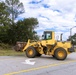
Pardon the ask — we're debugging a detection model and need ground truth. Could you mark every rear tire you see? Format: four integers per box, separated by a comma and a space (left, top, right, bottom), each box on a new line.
26, 46, 37, 58
54, 47, 67, 60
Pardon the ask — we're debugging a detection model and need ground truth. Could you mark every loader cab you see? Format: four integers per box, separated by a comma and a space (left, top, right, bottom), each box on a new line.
41, 31, 56, 45
42, 31, 55, 40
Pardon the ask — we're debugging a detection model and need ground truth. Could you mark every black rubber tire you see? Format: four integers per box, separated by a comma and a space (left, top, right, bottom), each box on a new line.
37, 52, 42, 57
54, 47, 67, 60
52, 55, 55, 58
26, 46, 37, 58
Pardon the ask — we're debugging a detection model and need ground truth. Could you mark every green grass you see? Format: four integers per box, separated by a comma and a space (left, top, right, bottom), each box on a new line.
75, 49, 76, 52
0, 49, 25, 56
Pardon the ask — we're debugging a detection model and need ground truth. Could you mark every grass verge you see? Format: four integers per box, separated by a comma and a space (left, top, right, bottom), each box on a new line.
0, 49, 25, 56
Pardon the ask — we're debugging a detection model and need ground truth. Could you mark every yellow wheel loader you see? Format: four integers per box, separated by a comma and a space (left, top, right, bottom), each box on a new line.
14, 31, 75, 60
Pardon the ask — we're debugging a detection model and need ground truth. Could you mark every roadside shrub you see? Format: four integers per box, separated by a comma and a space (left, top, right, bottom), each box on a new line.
0, 43, 12, 50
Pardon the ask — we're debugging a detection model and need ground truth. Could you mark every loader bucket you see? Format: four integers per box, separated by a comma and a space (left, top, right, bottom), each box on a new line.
14, 42, 27, 51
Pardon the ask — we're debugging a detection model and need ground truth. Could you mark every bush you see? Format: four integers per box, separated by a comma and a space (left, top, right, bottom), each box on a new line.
0, 43, 12, 50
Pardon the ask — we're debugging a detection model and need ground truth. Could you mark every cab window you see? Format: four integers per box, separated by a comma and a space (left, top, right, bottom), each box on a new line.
46, 33, 52, 40
42, 32, 52, 40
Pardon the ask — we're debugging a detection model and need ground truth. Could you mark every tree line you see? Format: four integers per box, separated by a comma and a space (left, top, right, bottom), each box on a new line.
0, 0, 39, 45
0, 0, 76, 45
67, 33, 76, 45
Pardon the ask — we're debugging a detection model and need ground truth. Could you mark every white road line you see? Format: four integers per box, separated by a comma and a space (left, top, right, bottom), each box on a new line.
22, 59, 36, 65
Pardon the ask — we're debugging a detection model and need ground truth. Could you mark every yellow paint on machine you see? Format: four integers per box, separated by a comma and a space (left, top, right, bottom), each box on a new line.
4, 60, 76, 75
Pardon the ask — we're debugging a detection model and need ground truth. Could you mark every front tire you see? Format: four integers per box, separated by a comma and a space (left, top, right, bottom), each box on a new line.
26, 46, 37, 58
37, 52, 42, 57
54, 47, 67, 60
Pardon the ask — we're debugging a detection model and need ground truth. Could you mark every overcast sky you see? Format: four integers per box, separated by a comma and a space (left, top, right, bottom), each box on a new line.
18, 0, 76, 40
7, 0, 76, 40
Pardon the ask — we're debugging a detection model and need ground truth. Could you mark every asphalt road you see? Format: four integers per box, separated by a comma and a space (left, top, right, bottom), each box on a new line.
0, 52, 76, 75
